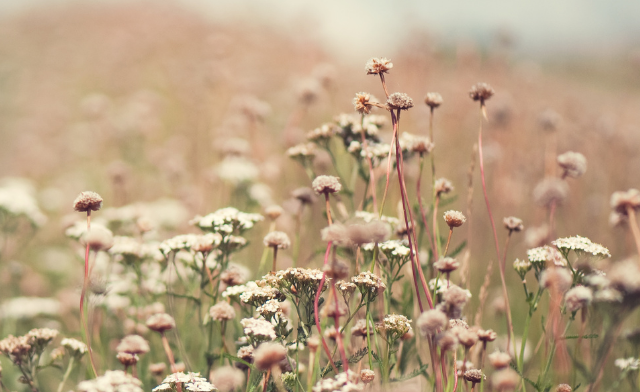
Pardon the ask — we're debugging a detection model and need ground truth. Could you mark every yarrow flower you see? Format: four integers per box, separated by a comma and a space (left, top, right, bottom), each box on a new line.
615, 357, 640, 371
78, 370, 143, 392
191, 207, 263, 235
552, 236, 611, 258
527, 245, 566, 267
240, 318, 277, 342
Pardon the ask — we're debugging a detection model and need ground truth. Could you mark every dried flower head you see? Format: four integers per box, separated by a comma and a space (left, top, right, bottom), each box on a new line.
434, 257, 459, 273
312, 175, 342, 194
117, 352, 139, 367
492, 368, 520, 391
146, 313, 176, 333
477, 329, 498, 342
564, 286, 593, 312
533, 178, 569, 208
313, 372, 362, 392
489, 351, 511, 369
347, 221, 390, 245
464, 369, 486, 384
386, 93, 414, 110
220, 264, 249, 286
436, 331, 458, 352
556, 384, 572, 392
116, 335, 150, 355
237, 346, 254, 367
254, 343, 287, 371
610, 189, 640, 215
73, 191, 103, 212
209, 302, 236, 321
263, 231, 291, 249
321, 224, 353, 247
365, 58, 393, 75
211, 366, 244, 392
503, 216, 524, 232
557, 151, 587, 178
443, 210, 466, 228
360, 369, 375, 384
469, 83, 495, 102
264, 205, 284, 221
399, 133, 434, 155
82, 226, 114, 251
353, 92, 377, 114
417, 309, 448, 337
424, 92, 443, 109
434, 178, 454, 195
351, 319, 375, 338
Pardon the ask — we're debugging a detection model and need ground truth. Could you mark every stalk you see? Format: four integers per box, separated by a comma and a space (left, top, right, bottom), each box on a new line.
80, 210, 98, 377
56, 356, 75, 392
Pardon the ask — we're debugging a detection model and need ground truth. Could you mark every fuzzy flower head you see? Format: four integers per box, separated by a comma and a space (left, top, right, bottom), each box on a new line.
434, 178, 454, 196
360, 369, 375, 384
534, 178, 569, 208
192, 207, 263, 236
443, 210, 466, 228
312, 175, 342, 195
489, 351, 511, 369
564, 285, 593, 312
557, 151, 587, 179
527, 245, 566, 268
469, 83, 495, 103
540, 268, 573, 293
263, 231, 291, 249
399, 132, 434, 155
424, 92, 443, 109
73, 191, 103, 212
365, 57, 393, 75
116, 335, 150, 355
464, 369, 486, 384
353, 92, 377, 114
434, 257, 459, 273
386, 92, 414, 110
253, 342, 287, 371
503, 216, 524, 232
417, 309, 447, 337
209, 302, 236, 322
78, 370, 143, 392
146, 313, 176, 333
61, 338, 88, 357
307, 123, 339, 143
313, 372, 362, 392
611, 189, 640, 215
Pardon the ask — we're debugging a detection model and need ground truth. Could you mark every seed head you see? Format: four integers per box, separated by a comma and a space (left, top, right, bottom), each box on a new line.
353, 92, 376, 114
323, 258, 350, 280
312, 175, 342, 194
209, 302, 236, 321
469, 83, 494, 102
464, 369, 486, 384
360, 369, 375, 384
146, 313, 176, 333
477, 329, 497, 342
347, 221, 390, 245
434, 178, 454, 196
73, 191, 103, 212
236, 346, 254, 368
610, 189, 640, 215
457, 329, 479, 348
444, 210, 466, 228
263, 231, 291, 249
557, 151, 587, 179
434, 257, 459, 273
556, 384, 572, 392
424, 92, 443, 109
386, 93, 414, 111
365, 57, 393, 75
211, 366, 244, 392
503, 216, 524, 232
116, 335, 150, 355
321, 224, 353, 247
489, 351, 511, 369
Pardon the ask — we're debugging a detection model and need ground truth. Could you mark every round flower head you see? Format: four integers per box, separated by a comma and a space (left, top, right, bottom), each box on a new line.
477, 329, 497, 342
489, 351, 511, 369
457, 329, 479, 348
73, 191, 103, 212
209, 302, 236, 321
321, 223, 352, 247
503, 216, 524, 232
78, 370, 142, 392
556, 384, 572, 392
323, 258, 350, 280
365, 57, 393, 75
564, 286, 593, 312
82, 226, 114, 251
464, 369, 486, 384
312, 175, 342, 195
117, 352, 139, 367
557, 151, 587, 179
116, 335, 150, 355
533, 178, 569, 207
292, 187, 317, 205
146, 313, 176, 333
386, 93, 414, 110
149, 363, 167, 376
264, 205, 284, 221
434, 178, 454, 196
61, 338, 88, 356
444, 210, 466, 228
347, 221, 390, 245
610, 189, 640, 215
469, 83, 495, 102
353, 92, 377, 114
436, 331, 458, 352
424, 92, 443, 109
212, 366, 244, 392
540, 268, 572, 293
492, 368, 520, 391
434, 257, 459, 273
360, 369, 375, 384
253, 343, 287, 371
417, 309, 447, 337
263, 231, 291, 249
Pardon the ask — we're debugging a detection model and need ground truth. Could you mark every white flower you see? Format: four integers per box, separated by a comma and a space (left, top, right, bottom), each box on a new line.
615, 357, 640, 371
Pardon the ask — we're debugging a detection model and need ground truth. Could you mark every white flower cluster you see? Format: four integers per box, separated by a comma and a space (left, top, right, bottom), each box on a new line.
526, 246, 566, 267
381, 314, 412, 337
352, 271, 386, 293
240, 318, 276, 341
551, 236, 610, 258
159, 233, 223, 255
61, 338, 88, 355
0, 179, 47, 227
215, 157, 259, 185
428, 279, 472, 298
238, 282, 283, 305
78, 370, 143, 392
355, 211, 399, 226
153, 372, 217, 392
0, 297, 60, 319
307, 123, 339, 142
312, 372, 363, 392
378, 240, 411, 258
275, 268, 324, 286
191, 207, 263, 235
615, 357, 640, 371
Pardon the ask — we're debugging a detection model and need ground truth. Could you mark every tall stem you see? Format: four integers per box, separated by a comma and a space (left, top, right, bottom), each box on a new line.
80, 210, 98, 377
443, 229, 453, 257
360, 114, 378, 212
161, 333, 177, 372
331, 282, 349, 373
417, 154, 437, 258
271, 247, 278, 273
56, 356, 75, 392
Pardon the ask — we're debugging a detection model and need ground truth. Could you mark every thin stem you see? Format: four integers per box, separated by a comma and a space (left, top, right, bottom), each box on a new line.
331, 282, 349, 373
324, 194, 333, 225
313, 242, 339, 375
432, 196, 441, 257
417, 153, 437, 260
378, 131, 396, 218
80, 210, 98, 378
443, 229, 453, 257
161, 333, 177, 372
271, 247, 278, 273
56, 356, 75, 392
262, 368, 272, 392
360, 114, 378, 212
626, 207, 640, 259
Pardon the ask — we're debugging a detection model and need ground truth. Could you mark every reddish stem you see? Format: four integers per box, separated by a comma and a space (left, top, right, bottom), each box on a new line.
417, 154, 437, 258
313, 242, 339, 375
331, 282, 349, 373
80, 210, 98, 377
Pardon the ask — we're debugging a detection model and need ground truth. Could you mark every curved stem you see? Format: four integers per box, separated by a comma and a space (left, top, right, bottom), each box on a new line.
56, 356, 75, 392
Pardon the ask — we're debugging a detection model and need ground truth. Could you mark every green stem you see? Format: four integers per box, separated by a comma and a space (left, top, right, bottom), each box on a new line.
56, 357, 75, 392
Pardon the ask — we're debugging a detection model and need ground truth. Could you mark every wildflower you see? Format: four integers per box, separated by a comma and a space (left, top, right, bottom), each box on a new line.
77, 370, 143, 392
365, 57, 393, 75
355, 211, 400, 226
236, 346, 254, 368
253, 342, 287, 371
73, 191, 103, 212
457, 329, 479, 348
492, 368, 520, 391
464, 369, 486, 384
263, 231, 291, 249
387, 93, 414, 110
436, 331, 458, 352
609, 259, 640, 295
564, 286, 593, 312
557, 151, 587, 178
469, 83, 495, 102
533, 178, 568, 207
434, 257, 459, 273
352, 271, 386, 301
287, 143, 316, 160
380, 314, 412, 340
416, 309, 447, 336
312, 175, 342, 194
264, 205, 284, 220
360, 369, 375, 384
186, 381, 217, 392
444, 210, 466, 228
192, 207, 263, 235
513, 259, 532, 277
503, 216, 524, 232
489, 351, 511, 369
347, 221, 390, 245
313, 372, 362, 392
527, 246, 566, 267
296, 79, 321, 105
424, 92, 443, 109
351, 319, 376, 338
353, 92, 377, 114
615, 357, 640, 371
399, 133, 434, 155
539, 268, 572, 292
323, 259, 350, 280
116, 335, 150, 355
556, 384, 572, 392
610, 189, 640, 215
117, 352, 139, 367
220, 263, 249, 286
552, 236, 610, 258
256, 300, 284, 319
321, 223, 352, 247
434, 178, 454, 195
215, 157, 259, 184
82, 226, 114, 251
211, 366, 244, 392
240, 318, 276, 342
477, 329, 497, 342
146, 313, 176, 333
440, 286, 470, 319
61, 338, 88, 357
149, 363, 167, 376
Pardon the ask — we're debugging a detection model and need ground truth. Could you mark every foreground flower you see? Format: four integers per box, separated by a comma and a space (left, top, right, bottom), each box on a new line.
78, 370, 143, 392
365, 58, 393, 75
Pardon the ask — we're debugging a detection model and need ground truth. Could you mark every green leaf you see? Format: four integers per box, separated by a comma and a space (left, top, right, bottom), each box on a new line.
562, 334, 598, 340
390, 364, 429, 383
222, 353, 255, 370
